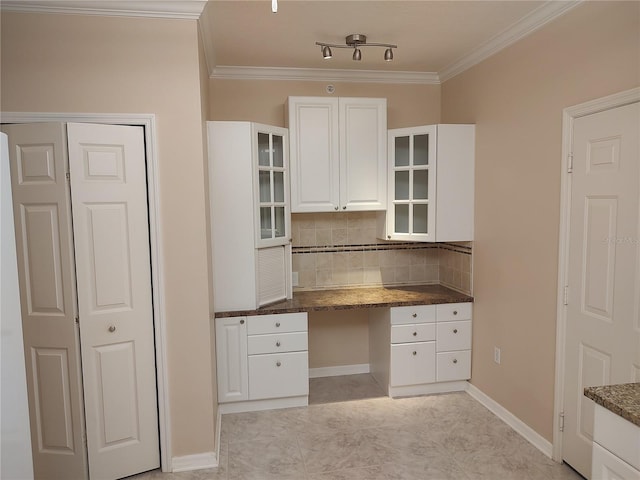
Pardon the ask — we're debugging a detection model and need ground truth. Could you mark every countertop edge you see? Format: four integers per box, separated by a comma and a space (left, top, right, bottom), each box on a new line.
584, 383, 640, 428
212, 284, 473, 319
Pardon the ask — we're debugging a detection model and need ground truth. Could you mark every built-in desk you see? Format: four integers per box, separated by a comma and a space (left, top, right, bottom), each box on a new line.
213, 284, 474, 413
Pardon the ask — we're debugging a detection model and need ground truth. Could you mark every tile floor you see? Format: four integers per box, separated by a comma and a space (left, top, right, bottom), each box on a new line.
131, 375, 583, 480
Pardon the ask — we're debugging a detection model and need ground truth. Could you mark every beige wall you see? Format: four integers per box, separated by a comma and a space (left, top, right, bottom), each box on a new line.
308, 310, 370, 369
1, 12, 216, 458
209, 79, 440, 128
441, 1, 640, 442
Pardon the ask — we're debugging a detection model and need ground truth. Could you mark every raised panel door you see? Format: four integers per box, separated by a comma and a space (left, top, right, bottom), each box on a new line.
67, 123, 159, 480
3, 123, 88, 480
288, 97, 340, 212
215, 317, 249, 403
339, 97, 387, 211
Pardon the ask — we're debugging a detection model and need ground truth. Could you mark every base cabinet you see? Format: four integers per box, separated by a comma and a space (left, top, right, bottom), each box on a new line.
592, 404, 640, 480
370, 302, 473, 397
215, 312, 309, 412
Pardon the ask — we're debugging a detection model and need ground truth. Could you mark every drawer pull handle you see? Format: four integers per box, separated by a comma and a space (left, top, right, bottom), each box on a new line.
413, 331, 417, 336
276, 361, 281, 367
108, 325, 116, 333
275, 322, 281, 328
240, 319, 245, 325
453, 359, 458, 364
412, 313, 417, 318
453, 310, 458, 315
412, 351, 417, 356
276, 341, 281, 347
453, 329, 458, 334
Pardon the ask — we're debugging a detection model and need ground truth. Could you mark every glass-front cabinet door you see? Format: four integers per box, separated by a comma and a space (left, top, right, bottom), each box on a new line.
385, 125, 436, 241
252, 124, 290, 248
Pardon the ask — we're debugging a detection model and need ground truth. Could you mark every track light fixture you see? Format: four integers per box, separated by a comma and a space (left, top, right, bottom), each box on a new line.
316, 34, 396, 62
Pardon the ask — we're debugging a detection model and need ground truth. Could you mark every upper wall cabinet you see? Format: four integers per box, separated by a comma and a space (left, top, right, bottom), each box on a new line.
208, 121, 292, 312
286, 96, 387, 213
378, 124, 475, 242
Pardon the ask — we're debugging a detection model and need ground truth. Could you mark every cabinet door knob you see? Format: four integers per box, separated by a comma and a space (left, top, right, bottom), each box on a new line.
412, 351, 417, 356
342, 206, 347, 210
412, 313, 417, 318
240, 319, 245, 325
412, 331, 417, 336
276, 341, 281, 347
334, 206, 339, 211
387, 235, 391, 239
453, 310, 458, 315
453, 359, 458, 364
276, 361, 282, 367
108, 325, 116, 333
275, 322, 281, 327
453, 329, 458, 334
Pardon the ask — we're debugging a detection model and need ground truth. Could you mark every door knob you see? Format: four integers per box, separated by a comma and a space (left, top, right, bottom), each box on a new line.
108, 325, 116, 333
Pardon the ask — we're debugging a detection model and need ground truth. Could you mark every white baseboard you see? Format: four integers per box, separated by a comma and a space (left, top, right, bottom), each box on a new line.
389, 380, 468, 398
466, 383, 553, 458
171, 451, 218, 473
218, 395, 308, 414
309, 363, 370, 378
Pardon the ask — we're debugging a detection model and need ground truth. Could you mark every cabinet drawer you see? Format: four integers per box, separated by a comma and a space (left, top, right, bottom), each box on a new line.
390, 305, 436, 325
436, 321, 472, 352
391, 324, 436, 344
436, 302, 472, 322
390, 342, 435, 387
436, 350, 471, 382
247, 332, 308, 355
248, 351, 309, 400
247, 312, 307, 335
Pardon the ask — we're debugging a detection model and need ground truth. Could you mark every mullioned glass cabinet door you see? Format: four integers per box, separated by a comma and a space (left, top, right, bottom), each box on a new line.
387, 125, 436, 241
253, 124, 291, 248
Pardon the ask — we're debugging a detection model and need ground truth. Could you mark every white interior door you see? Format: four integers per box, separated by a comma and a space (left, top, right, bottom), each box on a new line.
67, 123, 159, 479
562, 101, 640, 478
2, 123, 89, 479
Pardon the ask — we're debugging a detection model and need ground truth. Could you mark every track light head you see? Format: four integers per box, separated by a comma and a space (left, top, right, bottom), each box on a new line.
384, 48, 393, 61
322, 45, 333, 59
352, 48, 362, 61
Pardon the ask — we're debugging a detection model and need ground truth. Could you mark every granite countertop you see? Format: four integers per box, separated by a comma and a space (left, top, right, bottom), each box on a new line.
584, 383, 640, 427
214, 284, 473, 318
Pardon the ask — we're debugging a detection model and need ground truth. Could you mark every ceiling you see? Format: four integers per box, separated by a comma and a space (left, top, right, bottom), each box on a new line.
1, 0, 581, 83
201, 0, 580, 82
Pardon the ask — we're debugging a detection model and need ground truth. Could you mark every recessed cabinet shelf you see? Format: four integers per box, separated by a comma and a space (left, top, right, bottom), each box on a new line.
378, 124, 475, 242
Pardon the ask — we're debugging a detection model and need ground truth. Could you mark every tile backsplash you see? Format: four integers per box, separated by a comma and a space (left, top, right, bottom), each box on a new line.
291, 212, 472, 294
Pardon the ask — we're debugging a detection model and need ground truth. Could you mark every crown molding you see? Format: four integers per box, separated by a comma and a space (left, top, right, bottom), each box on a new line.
439, 0, 583, 82
210, 66, 440, 85
0, 1, 207, 19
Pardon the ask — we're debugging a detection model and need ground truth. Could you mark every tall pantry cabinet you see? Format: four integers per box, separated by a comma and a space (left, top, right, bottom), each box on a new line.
207, 121, 292, 312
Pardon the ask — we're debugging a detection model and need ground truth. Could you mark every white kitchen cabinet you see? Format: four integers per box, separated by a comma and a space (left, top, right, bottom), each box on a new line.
435, 303, 472, 382
370, 302, 473, 397
592, 403, 640, 479
215, 312, 309, 413
378, 124, 475, 242
286, 96, 387, 212
207, 121, 292, 312
215, 317, 248, 403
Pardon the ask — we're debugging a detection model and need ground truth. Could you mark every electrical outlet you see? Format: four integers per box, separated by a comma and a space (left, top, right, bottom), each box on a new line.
494, 347, 501, 364
292, 271, 299, 287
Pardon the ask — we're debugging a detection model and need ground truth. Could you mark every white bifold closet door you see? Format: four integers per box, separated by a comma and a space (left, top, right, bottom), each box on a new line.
4, 122, 159, 480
